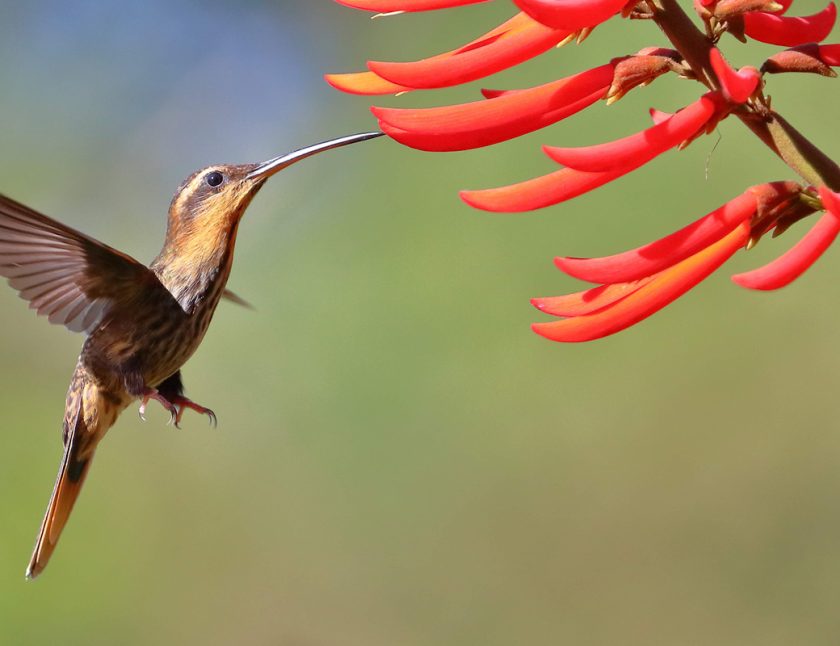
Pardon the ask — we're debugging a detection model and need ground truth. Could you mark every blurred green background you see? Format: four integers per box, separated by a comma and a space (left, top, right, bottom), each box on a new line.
2, 1, 840, 644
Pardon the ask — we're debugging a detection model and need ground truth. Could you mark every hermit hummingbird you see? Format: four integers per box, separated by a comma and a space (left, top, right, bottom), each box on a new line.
0, 131, 383, 579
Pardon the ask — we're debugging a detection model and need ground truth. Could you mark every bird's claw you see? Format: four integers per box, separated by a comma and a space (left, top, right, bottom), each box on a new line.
172, 397, 217, 428
138, 388, 180, 427
138, 388, 217, 428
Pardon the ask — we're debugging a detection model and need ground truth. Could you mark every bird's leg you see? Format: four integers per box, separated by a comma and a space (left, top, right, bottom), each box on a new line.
155, 371, 217, 428
138, 387, 179, 426
123, 369, 178, 426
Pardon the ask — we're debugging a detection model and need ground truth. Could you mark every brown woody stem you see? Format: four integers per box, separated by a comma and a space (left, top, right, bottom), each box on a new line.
648, 0, 840, 191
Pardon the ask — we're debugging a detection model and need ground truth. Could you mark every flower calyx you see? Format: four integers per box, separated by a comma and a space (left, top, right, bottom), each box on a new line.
745, 181, 814, 247
606, 48, 686, 104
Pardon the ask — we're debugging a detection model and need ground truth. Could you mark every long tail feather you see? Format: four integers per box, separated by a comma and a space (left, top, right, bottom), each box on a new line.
26, 415, 95, 580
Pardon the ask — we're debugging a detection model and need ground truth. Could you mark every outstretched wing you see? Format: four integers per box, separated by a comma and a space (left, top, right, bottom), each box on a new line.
0, 193, 180, 334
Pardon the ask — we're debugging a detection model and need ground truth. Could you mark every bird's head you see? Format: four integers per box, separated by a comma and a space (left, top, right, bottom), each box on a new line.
162, 131, 383, 259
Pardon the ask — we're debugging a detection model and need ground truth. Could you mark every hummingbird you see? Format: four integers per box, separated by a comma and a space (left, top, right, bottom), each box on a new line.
0, 131, 383, 579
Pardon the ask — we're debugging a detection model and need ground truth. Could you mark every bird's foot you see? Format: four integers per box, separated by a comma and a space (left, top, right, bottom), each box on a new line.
138, 388, 217, 428
171, 396, 217, 428
138, 388, 179, 426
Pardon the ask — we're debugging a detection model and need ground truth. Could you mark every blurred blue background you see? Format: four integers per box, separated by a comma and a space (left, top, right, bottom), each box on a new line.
2, 1, 840, 644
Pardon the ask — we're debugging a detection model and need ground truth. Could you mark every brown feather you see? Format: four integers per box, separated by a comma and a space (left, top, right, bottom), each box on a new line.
26, 431, 93, 579
26, 367, 129, 579
0, 194, 182, 333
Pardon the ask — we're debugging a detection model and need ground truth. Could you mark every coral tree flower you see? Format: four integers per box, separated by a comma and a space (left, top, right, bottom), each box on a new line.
532, 223, 751, 342
732, 187, 840, 290
709, 48, 761, 102
372, 63, 616, 151
534, 182, 815, 341
326, 12, 572, 93
331, 0, 840, 342
743, 2, 837, 47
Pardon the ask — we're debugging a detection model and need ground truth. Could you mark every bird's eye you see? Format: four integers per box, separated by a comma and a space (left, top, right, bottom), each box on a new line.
205, 171, 225, 188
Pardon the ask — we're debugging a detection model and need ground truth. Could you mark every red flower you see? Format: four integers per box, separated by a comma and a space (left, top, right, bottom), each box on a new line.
532, 223, 751, 342
533, 182, 818, 341
327, 12, 571, 93
372, 63, 616, 151
709, 48, 761, 103
460, 93, 718, 212
732, 187, 840, 290
542, 94, 718, 171
743, 2, 836, 47
330, 0, 840, 342
553, 189, 757, 284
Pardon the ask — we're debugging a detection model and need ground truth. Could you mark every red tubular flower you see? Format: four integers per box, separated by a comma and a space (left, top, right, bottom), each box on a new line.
371, 64, 614, 151
732, 187, 840, 290
377, 90, 606, 151
532, 223, 750, 342
336, 0, 490, 11
709, 49, 760, 103
328, 12, 570, 93
460, 166, 623, 212
461, 94, 717, 212
743, 2, 837, 47
367, 13, 571, 89
513, 0, 629, 30
543, 94, 717, 171
554, 190, 757, 283
732, 213, 840, 289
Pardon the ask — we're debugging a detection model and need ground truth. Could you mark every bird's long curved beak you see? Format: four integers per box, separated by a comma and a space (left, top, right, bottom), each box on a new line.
247, 131, 384, 181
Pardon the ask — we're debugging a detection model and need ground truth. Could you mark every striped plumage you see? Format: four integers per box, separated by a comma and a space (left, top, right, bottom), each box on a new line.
0, 132, 383, 579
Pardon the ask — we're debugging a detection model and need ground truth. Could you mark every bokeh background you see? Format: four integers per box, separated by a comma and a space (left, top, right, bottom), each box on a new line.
2, 1, 840, 644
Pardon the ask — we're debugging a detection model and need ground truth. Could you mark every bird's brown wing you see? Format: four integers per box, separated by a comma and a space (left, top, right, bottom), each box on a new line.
0, 193, 180, 334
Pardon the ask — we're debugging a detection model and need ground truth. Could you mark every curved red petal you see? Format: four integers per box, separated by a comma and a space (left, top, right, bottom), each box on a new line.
732, 213, 840, 290
378, 89, 605, 150
531, 278, 652, 317
555, 191, 757, 283
371, 65, 613, 151
544, 94, 716, 171
532, 223, 750, 342
709, 49, 760, 103
743, 2, 836, 47
367, 13, 570, 89
325, 71, 411, 95
461, 166, 624, 212
336, 0, 490, 10
513, 0, 628, 30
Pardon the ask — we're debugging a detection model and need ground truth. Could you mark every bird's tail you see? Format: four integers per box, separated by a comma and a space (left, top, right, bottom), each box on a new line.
26, 405, 97, 580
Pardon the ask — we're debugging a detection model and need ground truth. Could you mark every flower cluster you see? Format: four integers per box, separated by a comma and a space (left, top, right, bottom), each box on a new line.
329, 0, 840, 342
